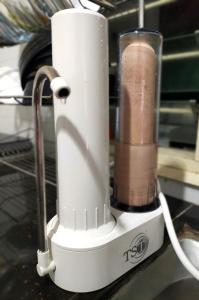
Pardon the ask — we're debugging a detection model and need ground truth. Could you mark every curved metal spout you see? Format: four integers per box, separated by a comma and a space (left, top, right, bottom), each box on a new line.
33, 66, 69, 252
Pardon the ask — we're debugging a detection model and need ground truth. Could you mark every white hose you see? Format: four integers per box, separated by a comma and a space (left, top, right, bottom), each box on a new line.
159, 191, 199, 280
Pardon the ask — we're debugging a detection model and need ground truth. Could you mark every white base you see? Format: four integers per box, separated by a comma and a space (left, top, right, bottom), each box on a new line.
47, 207, 164, 292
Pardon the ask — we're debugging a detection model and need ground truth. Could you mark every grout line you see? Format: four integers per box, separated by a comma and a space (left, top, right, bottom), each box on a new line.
173, 204, 194, 222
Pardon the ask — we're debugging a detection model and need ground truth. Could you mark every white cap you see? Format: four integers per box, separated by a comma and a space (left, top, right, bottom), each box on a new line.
50, 77, 70, 99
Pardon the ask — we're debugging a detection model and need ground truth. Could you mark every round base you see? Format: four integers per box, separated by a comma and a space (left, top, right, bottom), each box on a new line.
47, 207, 164, 292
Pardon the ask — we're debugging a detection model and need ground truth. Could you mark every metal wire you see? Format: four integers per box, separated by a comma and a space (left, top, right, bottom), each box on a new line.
0, 138, 56, 187
0, 156, 56, 187
0, 96, 52, 99
0, 168, 56, 265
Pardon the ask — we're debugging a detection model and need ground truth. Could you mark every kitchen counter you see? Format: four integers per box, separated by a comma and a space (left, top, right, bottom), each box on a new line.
0, 161, 198, 300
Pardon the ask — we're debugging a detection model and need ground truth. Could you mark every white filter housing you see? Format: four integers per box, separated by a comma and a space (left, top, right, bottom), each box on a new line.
52, 9, 114, 233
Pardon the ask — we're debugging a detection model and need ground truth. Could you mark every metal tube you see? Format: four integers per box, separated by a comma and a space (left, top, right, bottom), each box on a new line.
138, 0, 144, 28
32, 66, 63, 252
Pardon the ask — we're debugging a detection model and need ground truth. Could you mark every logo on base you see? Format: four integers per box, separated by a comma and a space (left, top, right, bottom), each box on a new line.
123, 233, 149, 264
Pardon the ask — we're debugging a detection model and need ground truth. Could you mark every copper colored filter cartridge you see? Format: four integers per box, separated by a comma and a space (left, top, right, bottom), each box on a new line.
115, 143, 157, 206
120, 41, 156, 145
114, 31, 162, 209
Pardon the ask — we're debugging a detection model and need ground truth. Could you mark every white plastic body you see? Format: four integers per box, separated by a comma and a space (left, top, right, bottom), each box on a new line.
52, 9, 114, 233
48, 207, 164, 292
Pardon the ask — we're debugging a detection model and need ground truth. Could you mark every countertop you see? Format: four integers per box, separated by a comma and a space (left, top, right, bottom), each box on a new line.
0, 161, 198, 300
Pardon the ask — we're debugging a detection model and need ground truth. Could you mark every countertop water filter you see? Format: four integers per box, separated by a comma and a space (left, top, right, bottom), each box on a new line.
33, 6, 164, 293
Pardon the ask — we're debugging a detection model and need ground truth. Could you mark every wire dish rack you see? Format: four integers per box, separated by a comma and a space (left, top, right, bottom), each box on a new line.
0, 137, 57, 267
0, 138, 56, 187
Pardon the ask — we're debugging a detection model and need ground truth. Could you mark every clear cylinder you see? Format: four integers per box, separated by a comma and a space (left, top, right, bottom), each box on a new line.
114, 29, 162, 209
